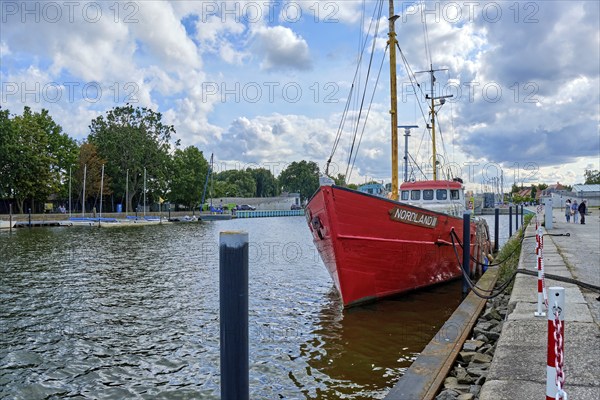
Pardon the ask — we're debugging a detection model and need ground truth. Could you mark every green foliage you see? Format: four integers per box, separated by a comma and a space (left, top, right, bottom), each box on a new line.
0, 107, 78, 213
279, 160, 320, 201
170, 146, 209, 209
74, 143, 112, 212
88, 105, 176, 211
214, 169, 256, 197
247, 168, 279, 197
584, 169, 600, 184
497, 214, 533, 287
331, 173, 346, 186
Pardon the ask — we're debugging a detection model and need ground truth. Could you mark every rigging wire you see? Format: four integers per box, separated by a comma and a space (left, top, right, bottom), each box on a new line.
348, 45, 388, 181
420, 0, 433, 68
345, 0, 385, 181
326, 0, 382, 177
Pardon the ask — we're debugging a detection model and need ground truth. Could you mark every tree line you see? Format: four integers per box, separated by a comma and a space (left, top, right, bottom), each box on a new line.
0, 105, 320, 214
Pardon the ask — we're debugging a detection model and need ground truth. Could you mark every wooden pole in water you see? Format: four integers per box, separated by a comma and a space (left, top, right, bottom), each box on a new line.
462, 213, 471, 295
219, 231, 249, 400
494, 208, 499, 253
9, 203, 12, 233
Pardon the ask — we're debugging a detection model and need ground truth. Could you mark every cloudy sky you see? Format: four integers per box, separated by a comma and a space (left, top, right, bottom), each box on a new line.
1, 0, 599, 190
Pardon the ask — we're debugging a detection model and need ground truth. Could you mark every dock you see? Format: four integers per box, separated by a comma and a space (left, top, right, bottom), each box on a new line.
234, 209, 304, 218
479, 208, 600, 399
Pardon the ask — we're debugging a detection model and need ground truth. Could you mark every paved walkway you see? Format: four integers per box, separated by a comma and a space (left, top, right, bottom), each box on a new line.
479, 208, 600, 400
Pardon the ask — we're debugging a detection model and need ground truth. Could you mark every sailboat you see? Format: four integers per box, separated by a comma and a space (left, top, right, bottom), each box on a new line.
199, 154, 232, 222
305, 0, 490, 307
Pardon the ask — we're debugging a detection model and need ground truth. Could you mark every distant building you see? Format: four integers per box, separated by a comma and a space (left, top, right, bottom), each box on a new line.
542, 184, 600, 208
541, 182, 569, 196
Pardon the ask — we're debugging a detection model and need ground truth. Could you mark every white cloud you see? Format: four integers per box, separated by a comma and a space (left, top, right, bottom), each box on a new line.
251, 25, 312, 71
1, 0, 597, 189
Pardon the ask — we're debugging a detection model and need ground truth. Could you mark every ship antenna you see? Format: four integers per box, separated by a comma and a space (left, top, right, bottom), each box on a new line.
398, 125, 418, 182
416, 66, 452, 181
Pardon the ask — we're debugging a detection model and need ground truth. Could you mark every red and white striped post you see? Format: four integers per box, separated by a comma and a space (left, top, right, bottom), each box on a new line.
535, 226, 546, 317
547, 287, 566, 400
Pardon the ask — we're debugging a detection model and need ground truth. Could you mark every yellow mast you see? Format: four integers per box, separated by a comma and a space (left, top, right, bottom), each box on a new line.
388, 0, 399, 200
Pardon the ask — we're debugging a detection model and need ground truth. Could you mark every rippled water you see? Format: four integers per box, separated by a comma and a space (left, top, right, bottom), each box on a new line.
1, 217, 463, 399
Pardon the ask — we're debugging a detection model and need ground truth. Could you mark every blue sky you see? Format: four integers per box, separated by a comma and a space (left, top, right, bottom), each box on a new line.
1, 1, 599, 189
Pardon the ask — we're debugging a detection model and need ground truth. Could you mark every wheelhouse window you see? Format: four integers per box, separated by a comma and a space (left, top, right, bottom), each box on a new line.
411, 190, 421, 200
423, 189, 434, 200
450, 189, 460, 200
401, 191, 409, 200
436, 189, 448, 200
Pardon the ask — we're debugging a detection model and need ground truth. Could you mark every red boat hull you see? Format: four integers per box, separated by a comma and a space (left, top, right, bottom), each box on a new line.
306, 185, 481, 307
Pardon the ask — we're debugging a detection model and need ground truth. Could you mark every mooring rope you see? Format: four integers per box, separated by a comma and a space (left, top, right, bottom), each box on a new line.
449, 230, 600, 299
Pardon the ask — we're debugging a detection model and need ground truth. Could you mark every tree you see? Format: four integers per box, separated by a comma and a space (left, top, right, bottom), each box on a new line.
248, 168, 279, 197
279, 160, 320, 201
0, 108, 17, 200
88, 105, 176, 212
331, 173, 346, 186
0, 107, 77, 213
170, 146, 209, 209
214, 169, 256, 197
584, 169, 600, 184
74, 143, 111, 213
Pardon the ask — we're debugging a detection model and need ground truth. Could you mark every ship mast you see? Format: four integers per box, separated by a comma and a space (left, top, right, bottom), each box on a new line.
420, 66, 452, 181
388, 0, 399, 200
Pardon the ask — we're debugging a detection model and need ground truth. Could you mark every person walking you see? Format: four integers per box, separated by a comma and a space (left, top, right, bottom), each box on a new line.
565, 199, 571, 223
571, 200, 579, 224
578, 200, 587, 224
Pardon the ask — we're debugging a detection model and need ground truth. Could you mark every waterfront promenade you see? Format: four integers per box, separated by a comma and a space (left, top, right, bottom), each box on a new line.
479, 208, 600, 399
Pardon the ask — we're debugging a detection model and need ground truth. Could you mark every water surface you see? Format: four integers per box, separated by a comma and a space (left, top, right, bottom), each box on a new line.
1, 218, 463, 399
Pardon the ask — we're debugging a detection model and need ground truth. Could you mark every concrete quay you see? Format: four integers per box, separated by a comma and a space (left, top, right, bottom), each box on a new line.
479, 208, 600, 400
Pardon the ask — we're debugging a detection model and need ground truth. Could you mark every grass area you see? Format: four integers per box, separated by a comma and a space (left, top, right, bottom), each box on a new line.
495, 214, 534, 288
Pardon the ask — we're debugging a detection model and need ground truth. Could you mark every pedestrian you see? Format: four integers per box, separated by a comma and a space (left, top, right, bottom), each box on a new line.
564, 199, 571, 223
578, 200, 587, 224
571, 200, 578, 224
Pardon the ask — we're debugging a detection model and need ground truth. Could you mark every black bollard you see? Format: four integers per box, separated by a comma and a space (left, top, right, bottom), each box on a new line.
220, 231, 249, 400
521, 204, 524, 226
509, 206, 513, 237
494, 208, 499, 253
28, 208, 32, 228
515, 204, 519, 231
462, 213, 471, 295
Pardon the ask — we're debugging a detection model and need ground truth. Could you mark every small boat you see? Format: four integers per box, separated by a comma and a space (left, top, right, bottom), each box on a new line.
305, 0, 490, 307
199, 213, 233, 222
168, 215, 198, 222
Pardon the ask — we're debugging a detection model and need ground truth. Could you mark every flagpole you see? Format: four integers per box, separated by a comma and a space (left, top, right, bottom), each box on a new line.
143, 167, 146, 218
99, 164, 104, 227
82, 164, 87, 217
126, 169, 129, 217
69, 166, 72, 218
